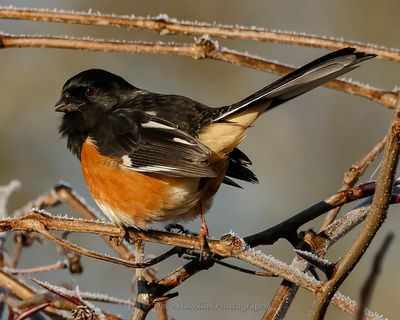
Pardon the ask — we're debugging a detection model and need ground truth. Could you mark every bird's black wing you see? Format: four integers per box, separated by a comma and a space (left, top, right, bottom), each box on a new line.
91, 106, 217, 178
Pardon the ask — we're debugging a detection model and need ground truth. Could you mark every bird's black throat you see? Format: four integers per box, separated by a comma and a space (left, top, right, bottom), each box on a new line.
59, 111, 88, 159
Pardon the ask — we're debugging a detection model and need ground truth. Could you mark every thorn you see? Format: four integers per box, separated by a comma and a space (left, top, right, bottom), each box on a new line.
294, 249, 335, 279
153, 292, 179, 303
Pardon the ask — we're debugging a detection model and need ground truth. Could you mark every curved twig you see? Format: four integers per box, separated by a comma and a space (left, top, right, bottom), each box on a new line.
0, 33, 397, 109
0, 210, 387, 319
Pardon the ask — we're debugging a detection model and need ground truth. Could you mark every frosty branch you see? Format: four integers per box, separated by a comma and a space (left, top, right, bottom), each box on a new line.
0, 208, 385, 320
310, 93, 400, 319
1, 179, 398, 319
263, 133, 388, 319
0, 33, 397, 110
0, 6, 399, 62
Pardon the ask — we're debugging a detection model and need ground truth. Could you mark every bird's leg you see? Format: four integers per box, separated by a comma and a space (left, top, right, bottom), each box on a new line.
198, 200, 211, 260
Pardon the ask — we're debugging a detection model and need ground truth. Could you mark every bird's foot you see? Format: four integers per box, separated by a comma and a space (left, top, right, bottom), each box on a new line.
165, 223, 196, 236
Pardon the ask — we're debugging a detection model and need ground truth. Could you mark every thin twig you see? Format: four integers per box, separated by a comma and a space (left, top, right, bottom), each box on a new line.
244, 181, 379, 247
0, 7, 399, 62
2, 260, 68, 275
357, 233, 394, 320
50, 185, 170, 320
0, 180, 392, 269
132, 240, 150, 320
55, 186, 170, 320
263, 135, 388, 319
212, 259, 274, 277
0, 271, 70, 318
31, 278, 120, 320
0, 33, 396, 109
14, 301, 51, 320
10, 235, 23, 268
52, 185, 135, 261
235, 248, 382, 319
310, 93, 400, 319
322, 135, 387, 228
184, 252, 274, 276
0, 211, 386, 319
0, 179, 382, 266
77, 291, 130, 306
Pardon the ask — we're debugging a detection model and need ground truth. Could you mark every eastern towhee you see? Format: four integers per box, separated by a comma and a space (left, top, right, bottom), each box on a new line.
55, 48, 374, 242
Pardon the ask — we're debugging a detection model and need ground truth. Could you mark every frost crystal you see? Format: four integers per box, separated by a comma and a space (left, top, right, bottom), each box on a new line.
294, 249, 333, 268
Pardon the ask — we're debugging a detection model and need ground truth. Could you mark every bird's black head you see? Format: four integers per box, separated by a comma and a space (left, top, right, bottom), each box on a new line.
56, 69, 136, 157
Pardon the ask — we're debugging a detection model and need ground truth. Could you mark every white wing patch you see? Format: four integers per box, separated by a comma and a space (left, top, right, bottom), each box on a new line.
145, 110, 158, 116
117, 116, 215, 177
173, 137, 195, 145
134, 165, 177, 173
142, 121, 175, 130
122, 155, 132, 167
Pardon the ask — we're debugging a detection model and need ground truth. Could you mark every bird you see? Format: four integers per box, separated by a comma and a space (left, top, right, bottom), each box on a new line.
55, 47, 375, 246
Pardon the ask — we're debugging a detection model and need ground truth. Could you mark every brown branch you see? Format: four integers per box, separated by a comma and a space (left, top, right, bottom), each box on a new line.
357, 233, 394, 320
0, 179, 385, 265
1, 9, 395, 320
263, 135, 388, 319
10, 234, 23, 268
132, 240, 150, 320
244, 181, 379, 247
49, 185, 170, 320
4, 181, 392, 269
0, 7, 399, 62
2, 260, 68, 275
308, 189, 400, 255
0, 33, 396, 109
6, 182, 397, 319
0, 270, 123, 319
322, 134, 387, 227
0, 212, 386, 319
127, 238, 382, 320
235, 249, 381, 319
0, 211, 228, 259
14, 301, 51, 320
310, 93, 400, 319
53, 185, 135, 261
0, 271, 70, 318
30, 183, 391, 319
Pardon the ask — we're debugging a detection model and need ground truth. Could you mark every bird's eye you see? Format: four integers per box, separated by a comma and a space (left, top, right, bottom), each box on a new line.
85, 86, 96, 97
64, 92, 71, 99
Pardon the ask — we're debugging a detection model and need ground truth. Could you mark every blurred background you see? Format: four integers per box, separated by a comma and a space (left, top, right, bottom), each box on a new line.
0, 1, 399, 319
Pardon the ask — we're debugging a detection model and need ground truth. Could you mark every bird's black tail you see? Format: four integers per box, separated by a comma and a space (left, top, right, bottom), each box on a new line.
212, 48, 375, 122
198, 48, 375, 188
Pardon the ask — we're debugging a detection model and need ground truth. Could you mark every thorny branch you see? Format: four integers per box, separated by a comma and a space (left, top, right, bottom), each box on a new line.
2, 178, 400, 319
0, 34, 397, 110
0, 209, 386, 320
0, 6, 399, 62
0, 158, 397, 319
322, 134, 388, 228
310, 93, 400, 319
264, 134, 388, 319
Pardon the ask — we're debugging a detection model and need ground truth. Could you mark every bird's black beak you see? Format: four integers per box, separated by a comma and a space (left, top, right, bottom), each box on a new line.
54, 100, 80, 113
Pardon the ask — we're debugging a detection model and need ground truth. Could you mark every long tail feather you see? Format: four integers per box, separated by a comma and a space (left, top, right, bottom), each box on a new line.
213, 48, 375, 122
